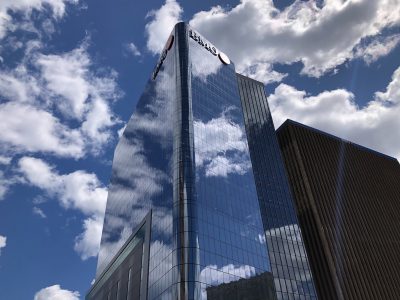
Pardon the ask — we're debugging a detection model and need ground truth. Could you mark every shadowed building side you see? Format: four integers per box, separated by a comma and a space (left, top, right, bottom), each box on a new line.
277, 119, 400, 300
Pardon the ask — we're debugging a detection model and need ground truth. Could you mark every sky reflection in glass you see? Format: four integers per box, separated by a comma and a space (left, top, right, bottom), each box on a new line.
96, 23, 315, 300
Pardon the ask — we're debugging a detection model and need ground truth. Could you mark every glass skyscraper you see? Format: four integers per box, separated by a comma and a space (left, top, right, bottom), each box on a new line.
87, 22, 316, 300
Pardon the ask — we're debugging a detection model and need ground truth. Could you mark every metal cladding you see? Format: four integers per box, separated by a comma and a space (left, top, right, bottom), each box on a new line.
277, 119, 400, 300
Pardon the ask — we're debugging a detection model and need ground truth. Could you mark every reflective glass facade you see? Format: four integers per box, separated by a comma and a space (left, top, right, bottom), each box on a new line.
93, 22, 316, 300
96, 25, 177, 299
189, 27, 273, 300
237, 75, 317, 300
88, 212, 151, 300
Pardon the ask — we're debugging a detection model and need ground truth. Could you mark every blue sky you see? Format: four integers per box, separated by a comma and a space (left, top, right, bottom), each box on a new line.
0, 0, 399, 299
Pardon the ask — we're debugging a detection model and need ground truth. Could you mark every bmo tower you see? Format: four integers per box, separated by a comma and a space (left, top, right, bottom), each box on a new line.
87, 23, 316, 300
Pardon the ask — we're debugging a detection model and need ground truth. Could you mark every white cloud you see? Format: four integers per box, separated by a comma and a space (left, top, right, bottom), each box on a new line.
0, 8, 119, 261
0, 0, 78, 39
0, 43, 121, 158
36, 47, 92, 120
19, 156, 107, 259
36, 44, 121, 153
265, 224, 314, 294
125, 42, 141, 56
19, 156, 107, 216
269, 66, 400, 160
0, 170, 17, 201
33, 206, 47, 218
33, 195, 48, 204
0, 102, 84, 157
205, 155, 249, 177
355, 34, 400, 64
0, 65, 40, 103
0, 235, 6, 254
81, 96, 116, 152
194, 109, 251, 177
0, 156, 11, 165
189, 36, 222, 81
41, 19, 56, 36
145, 0, 182, 54
240, 62, 287, 84
200, 264, 255, 285
117, 124, 126, 138
265, 224, 304, 249
74, 215, 103, 260
375, 65, 400, 103
34, 285, 80, 300
0, 175, 8, 200
189, 0, 400, 78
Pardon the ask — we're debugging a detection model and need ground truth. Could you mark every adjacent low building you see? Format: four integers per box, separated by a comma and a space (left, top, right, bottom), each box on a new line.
277, 119, 400, 300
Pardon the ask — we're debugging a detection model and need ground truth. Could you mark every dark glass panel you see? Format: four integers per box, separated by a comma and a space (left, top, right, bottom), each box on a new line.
189, 27, 273, 299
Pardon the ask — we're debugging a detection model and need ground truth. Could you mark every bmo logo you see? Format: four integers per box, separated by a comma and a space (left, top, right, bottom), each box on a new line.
189, 29, 230, 65
218, 52, 230, 65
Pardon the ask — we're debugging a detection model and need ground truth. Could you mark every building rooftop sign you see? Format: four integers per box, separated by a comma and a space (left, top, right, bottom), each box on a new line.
152, 34, 174, 80
189, 28, 230, 65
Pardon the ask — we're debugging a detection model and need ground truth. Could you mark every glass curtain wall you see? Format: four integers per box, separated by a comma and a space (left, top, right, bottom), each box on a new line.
96, 22, 302, 300
188, 25, 273, 299
97, 26, 178, 300
237, 75, 317, 300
